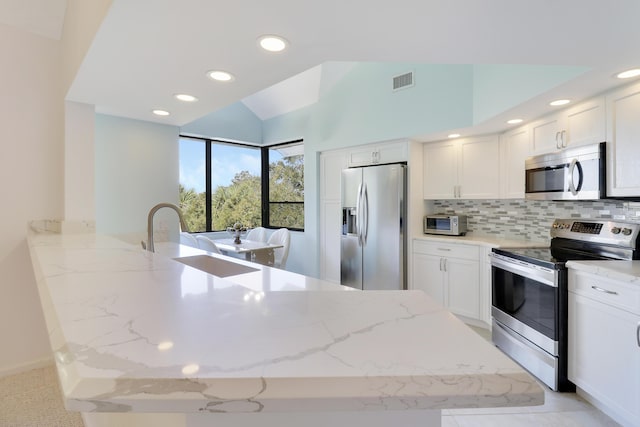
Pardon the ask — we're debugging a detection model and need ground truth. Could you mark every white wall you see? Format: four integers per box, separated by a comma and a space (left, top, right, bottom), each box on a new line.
95, 114, 180, 244
0, 23, 64, 375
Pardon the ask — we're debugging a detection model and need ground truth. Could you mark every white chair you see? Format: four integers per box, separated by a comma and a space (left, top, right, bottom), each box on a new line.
180, 232, 198, 248
246, 227, 267, 242
195, 235, 222, 254
267, 228, 290, 269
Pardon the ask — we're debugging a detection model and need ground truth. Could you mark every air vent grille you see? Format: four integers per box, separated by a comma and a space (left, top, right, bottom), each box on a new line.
393, 71, 414, 91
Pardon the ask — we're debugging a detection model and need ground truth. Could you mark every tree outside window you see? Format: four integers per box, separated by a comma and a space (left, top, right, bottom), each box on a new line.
179, 137, 304, 232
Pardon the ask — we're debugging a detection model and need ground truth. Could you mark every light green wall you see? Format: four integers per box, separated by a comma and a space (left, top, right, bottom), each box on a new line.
181, 101, 262, 143
472, 64, 590, 123
95, 114, 180, 241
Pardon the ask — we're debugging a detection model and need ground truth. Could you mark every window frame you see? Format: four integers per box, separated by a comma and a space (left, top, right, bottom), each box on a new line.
179, 135, 304, 232
261, 140, 305, 231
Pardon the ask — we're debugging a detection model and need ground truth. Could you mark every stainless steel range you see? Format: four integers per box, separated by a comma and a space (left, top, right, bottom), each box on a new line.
490, 218, 640, 391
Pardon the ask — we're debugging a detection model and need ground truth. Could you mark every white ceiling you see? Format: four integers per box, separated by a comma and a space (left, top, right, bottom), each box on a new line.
5, 0, 640, 138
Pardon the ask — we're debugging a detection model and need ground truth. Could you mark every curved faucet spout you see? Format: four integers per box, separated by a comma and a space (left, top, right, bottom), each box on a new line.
146, 203, 190, 252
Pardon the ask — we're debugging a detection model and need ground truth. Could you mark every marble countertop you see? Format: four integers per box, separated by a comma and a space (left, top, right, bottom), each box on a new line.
414, 233, 548, 248
27, 222, 543, 415
567, 260, 640, 284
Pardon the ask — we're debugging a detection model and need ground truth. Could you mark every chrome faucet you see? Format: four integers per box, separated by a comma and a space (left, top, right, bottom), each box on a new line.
144, 203, 190, 252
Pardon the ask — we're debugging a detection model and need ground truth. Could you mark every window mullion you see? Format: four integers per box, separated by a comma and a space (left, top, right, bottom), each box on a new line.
261, 146, 269, 228
205, 140, 212, 231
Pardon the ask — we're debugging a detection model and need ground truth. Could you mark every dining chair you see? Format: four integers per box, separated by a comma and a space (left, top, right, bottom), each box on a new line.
246, 227, 267, 242
267, 228, 290, 269
180, 232, 198, 248
195, 235, 222, 254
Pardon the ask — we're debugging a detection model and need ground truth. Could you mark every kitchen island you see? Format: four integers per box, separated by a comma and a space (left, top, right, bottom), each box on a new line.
27, 220, 544, 427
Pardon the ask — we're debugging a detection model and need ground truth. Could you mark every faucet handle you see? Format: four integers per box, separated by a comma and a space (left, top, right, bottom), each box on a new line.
141, 240, 147, 250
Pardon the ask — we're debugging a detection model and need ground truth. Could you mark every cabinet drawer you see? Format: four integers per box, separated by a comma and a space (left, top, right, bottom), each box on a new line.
413, 240, 479, 260
569, 269, 640, 314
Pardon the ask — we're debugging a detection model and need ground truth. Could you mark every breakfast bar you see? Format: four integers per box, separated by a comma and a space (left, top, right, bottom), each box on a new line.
27, 220, 544, 427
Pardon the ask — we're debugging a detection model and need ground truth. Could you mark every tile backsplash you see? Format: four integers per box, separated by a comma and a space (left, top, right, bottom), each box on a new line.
433, 199, 640, 242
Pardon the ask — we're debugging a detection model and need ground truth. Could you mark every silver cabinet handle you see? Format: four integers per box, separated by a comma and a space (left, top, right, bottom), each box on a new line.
561, 130, 567, 147
591, 285, 618, 295
637, 322, 640, 348
439, 258, 444, 271
437, 248, 451, 252
555, 131, 561, 149
443, 258, 447, 272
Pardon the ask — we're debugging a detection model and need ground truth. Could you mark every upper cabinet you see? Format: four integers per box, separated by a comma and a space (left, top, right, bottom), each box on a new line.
606, 82, 640, 198
423, 135, 500, 200
347, 140, 408, 167
500, 125, 531, 199
531, 97, 606, 154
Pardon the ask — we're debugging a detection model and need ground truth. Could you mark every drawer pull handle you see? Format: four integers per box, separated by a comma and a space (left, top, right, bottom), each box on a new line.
591, 285, 618, 295
437, 248, 451, 251
637, 322, 640, 348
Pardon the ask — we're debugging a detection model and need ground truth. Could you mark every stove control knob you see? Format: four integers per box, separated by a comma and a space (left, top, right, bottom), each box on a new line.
611, 227, 621, 234
622, 228, 633, 236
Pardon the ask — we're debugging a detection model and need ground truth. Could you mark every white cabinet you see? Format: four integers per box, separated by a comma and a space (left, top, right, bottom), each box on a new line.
531, 97, 606, 154
606, 82, 640, 198
319, 150, 348, 283
422, 140, 458, 199
500, 125, 531, 199
568, 269, 640, 427
423, 135, 500, 200
347, 140, 407, 167
412, 239, 481, 320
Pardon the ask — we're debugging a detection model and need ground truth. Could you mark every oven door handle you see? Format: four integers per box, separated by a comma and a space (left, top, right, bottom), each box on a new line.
490, 253, 557, 287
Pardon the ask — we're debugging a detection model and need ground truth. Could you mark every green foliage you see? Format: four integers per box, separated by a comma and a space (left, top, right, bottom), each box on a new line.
179, 155, 304, 231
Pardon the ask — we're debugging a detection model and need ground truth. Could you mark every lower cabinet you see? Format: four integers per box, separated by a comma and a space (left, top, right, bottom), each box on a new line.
412, 239, 480, 320
568, 269, 640, 427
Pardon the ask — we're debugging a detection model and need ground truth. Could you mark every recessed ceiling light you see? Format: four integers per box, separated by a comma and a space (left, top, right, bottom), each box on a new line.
549, 99, 571, 106
616, 68, 640, 79
258, 35, 288, 52
207, 70, 235, 82
507, 118, 524, 125
152, 109, 170, 116
174, 94, 198, 102
448, 133, 461, 139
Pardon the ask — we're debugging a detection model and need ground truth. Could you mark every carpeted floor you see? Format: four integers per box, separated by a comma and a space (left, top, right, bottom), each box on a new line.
0, 364, 84, 427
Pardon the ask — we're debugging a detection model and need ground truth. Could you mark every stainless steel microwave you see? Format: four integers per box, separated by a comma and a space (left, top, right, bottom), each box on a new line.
525, 142, 606, 201
424, 215, 468, 236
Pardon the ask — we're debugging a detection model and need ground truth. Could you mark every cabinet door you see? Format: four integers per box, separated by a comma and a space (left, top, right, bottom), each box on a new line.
531, 115, 562, 154
319, 151, 348, 282
564, 97, 606, 148
568, 292, 640, 426
500, 126, 531, 199
377, 141, 408, 164
347, 147, 375, 167
412, 253, 445, 305
607, 83, 640, 197
320, 201, 342, 283
458, 136, 501, 199
320, 151, 348, 200
423, 141, 458, 199
445, 257, 480, 319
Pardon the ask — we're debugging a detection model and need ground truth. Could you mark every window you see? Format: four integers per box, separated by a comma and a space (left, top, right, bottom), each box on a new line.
179, 137, 303, 232
265, 143, 304, 229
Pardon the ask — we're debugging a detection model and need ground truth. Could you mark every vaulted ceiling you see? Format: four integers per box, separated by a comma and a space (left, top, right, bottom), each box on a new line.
4, 0, 640, 135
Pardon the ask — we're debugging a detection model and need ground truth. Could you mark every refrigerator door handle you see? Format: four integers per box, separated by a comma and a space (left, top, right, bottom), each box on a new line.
356, 182, 363, 246
362, 183, 369, 245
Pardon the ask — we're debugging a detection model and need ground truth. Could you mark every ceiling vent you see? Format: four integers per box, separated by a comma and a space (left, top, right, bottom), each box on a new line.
392, 71, 414, 91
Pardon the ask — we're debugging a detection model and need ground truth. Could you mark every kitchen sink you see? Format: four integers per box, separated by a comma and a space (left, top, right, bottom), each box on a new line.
173, 255, 259, 278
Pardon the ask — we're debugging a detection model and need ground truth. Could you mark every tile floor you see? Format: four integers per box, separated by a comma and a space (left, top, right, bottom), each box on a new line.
447, 326, 622, 427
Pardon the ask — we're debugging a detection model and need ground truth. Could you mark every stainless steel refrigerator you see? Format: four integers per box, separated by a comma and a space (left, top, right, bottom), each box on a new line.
340, 163, 407, 290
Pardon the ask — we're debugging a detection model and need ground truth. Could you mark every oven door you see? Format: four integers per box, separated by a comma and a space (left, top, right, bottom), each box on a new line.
490, 253, 559, 356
